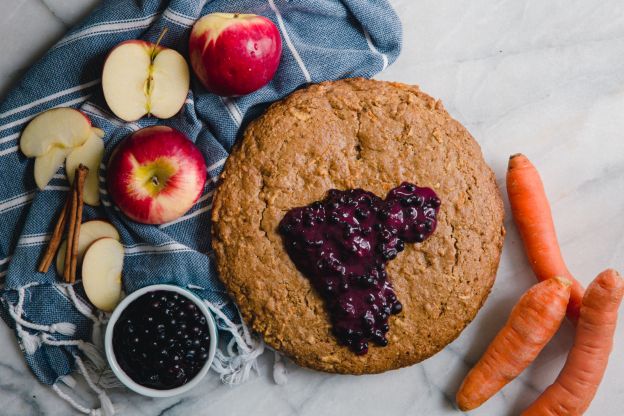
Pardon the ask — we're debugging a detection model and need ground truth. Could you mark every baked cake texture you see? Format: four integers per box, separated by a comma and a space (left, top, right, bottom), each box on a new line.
211, 78, 505, 374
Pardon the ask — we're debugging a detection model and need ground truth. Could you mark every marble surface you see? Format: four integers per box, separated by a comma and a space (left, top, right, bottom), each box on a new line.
0, 0, 623, 415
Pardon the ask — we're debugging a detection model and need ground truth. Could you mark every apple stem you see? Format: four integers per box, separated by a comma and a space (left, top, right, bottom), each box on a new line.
152, 176, 160, 186
151, 27, 169, 60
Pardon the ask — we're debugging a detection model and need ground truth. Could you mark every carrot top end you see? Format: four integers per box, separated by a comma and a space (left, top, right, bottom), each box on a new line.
553, 276, 573, 287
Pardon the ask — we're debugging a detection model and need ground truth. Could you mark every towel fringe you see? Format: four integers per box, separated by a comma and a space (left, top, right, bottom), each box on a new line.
204, 300, 265, 385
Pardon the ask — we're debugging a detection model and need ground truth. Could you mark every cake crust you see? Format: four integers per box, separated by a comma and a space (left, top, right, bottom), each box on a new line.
211, 78, 505, 374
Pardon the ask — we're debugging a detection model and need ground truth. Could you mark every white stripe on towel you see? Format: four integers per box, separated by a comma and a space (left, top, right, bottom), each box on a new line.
18, 234, 51, 246
0, 133, 19, 145
219, 97, 243, 126
162, 9, 195, 27
267, 0, 312, 83
124, 242, 194, 255
159, 203, 212, 229
81, 103, 141, 131
0, 146, 18, 157
53, 14, 160, 50
0, 80, 100, 119
0, 191, 35, 213
206, 157, 226, 172
0, 95, 91, 134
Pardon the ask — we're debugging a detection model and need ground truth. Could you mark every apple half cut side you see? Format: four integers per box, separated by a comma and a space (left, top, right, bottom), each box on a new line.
102, 40, 190, 122
66, 127, 105, 206
34, 146, 72, 190
56, 219, 120, 275
20, 108, 92, 157
82, 237, 124, 312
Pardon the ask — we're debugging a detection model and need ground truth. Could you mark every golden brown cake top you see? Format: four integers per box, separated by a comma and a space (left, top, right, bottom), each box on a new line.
211, 78, 505, 374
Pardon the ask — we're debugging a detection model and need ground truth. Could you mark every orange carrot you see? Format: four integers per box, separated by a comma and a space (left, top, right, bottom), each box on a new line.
456, 277, 571, 411
522, 269, 624, 416
507, 153, 584, 324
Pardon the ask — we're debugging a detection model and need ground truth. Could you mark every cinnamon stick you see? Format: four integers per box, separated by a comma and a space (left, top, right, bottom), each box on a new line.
63, 179, 78, 282
64, 165, 89, 283
70, 165, 88, 283
37, 197, 70, 273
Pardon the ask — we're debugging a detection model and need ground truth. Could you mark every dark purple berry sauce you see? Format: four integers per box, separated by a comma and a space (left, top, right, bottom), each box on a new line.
278, 183, 440, 355
113, 291, 211, 390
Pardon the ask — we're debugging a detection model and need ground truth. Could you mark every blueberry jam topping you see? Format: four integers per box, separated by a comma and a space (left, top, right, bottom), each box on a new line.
278, 183, 440, 355
112, 291, 211, 390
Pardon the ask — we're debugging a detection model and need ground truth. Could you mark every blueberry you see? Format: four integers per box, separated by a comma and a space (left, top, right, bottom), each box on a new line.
424, 220, 433, 233
392, 302, 403, 314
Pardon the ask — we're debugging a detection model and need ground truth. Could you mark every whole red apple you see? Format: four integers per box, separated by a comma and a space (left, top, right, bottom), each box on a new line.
107, 126, 207, 224
189, 13, 282, 96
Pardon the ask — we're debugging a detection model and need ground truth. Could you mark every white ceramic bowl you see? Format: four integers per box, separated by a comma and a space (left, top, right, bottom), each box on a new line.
104, 284, 217, 397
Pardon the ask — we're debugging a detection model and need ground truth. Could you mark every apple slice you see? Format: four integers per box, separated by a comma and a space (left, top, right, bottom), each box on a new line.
34, 146, 71, 190
20, 108, 91, 157
82, 237, 124, 312
56, 219, 120, 275
102, 40, 190, 121
66, 128, 105, 206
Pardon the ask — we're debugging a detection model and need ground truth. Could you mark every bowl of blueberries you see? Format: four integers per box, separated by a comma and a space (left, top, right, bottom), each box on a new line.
105, 284, 217, 397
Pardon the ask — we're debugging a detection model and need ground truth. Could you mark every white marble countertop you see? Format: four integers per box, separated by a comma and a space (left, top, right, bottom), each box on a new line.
0, 0, 622, 415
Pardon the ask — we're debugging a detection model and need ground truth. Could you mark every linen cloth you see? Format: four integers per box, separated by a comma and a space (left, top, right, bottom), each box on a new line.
0, 0, 401, 411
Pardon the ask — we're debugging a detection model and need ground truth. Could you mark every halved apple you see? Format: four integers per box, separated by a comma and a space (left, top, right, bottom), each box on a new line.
34, 146, 71, 190
56, 219, 120, 275
66, 128, 105, 206
102, 40, 190, 121
82, 237, 124, 312
20, 108, 92, 157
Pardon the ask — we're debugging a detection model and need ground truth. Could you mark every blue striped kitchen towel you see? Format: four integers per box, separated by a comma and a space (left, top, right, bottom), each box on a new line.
0, 0, 401, 413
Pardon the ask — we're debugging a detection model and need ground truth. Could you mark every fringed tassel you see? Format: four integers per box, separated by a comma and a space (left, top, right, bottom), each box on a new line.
204, 300, 265, 385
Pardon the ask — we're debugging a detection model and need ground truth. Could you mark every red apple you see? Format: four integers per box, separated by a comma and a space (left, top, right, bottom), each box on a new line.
189, 13, 282, 96
107, 126, 207, 224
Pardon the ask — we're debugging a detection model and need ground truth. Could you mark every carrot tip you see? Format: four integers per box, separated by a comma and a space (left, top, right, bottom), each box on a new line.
507, 153, 526, 170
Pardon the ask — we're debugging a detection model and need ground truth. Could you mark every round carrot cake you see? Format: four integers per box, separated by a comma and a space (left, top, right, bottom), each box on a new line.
211, 78, 505, 374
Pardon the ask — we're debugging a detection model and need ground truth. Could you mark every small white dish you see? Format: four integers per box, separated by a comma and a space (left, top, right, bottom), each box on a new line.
104, 284, 217, 398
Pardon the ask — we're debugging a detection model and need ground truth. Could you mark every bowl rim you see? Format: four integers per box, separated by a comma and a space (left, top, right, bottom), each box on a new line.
104, 284, 217, 398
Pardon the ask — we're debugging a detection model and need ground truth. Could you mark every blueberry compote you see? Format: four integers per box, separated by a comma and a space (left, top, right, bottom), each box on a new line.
278, 183, 440, 355
112, 291, 211, 390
